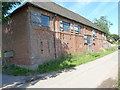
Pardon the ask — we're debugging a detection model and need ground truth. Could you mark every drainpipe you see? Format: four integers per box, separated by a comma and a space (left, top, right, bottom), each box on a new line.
52, 14, 57, 59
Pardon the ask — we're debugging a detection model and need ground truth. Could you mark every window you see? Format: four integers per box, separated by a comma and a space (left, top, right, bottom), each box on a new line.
7, 20, 10, 25
31, 10, 41, 26
78, 26, 81, 33
70, 24, 74, 32
93, 39, 95, 44
93, 30, 97, 37
74, 24, 81, 33
60, 21, 71, 31
60, 21, 64, 31
84, 35, 91, 44
4, 51, 13, 58
63, 22, 70, 31
41, 14, 50, 27
102, 33, 105, 39
47, 40, 50, 53
31, 10, 50, 27
40, 40, 43, 54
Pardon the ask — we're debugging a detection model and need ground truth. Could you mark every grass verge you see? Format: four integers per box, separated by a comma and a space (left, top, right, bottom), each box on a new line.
2, 46, 117, 76
116, 72, 120, 89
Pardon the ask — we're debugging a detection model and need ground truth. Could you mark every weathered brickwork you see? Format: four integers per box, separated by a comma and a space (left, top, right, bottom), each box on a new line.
2, 4, 107, 69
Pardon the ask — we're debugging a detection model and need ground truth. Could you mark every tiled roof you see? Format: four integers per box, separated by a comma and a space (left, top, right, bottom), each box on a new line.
11, 1, 106, 33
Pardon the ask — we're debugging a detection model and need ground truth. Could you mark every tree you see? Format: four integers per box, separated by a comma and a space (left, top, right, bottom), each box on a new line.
0, 1, 22, 22
93, 16, 113, 36
110, 34, 120, 41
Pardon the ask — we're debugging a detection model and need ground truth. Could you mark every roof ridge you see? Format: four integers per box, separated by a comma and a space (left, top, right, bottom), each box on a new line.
10, 1, 105, 33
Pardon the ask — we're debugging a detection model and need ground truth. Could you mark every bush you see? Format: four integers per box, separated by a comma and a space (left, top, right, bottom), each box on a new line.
2, 46, 117, 76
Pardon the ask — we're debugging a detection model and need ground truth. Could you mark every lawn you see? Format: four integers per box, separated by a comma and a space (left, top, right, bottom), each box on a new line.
2, 46, 117, 76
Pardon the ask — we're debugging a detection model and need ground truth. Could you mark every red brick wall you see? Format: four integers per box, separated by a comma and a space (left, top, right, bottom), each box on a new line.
3, 5, 107, 66
2, 6, 31, 65
28, 7, 56, 65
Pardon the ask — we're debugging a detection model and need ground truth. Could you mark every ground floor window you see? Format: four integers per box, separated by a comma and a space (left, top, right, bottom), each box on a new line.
47, 40, 50, 53
4, 50, 14, 58
40, 40, 43, 54
84, 35, 92, 44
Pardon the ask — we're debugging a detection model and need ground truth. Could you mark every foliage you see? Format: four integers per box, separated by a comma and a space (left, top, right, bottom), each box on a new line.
110, 34, 120, 41
107, 34, 120, 44
2, 64, 33, 76
93, 16, 113, 36
3, 46, 117, 76
118, 40, 120, 45
109, 41, 116, 44
1, 1, 22, 22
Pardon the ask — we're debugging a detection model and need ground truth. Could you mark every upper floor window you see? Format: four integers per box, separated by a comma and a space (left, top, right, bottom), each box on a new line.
60, 21, 70, 31
31, 10, 50, 27
63, 22, 70, 31
60, 21, 64, 31
41, 14, 50, 27
7, 20, 10, 25
31, 10, 41, 26
93, 30, 97, 37
74, 24, 81, 33
102, 33, 105, 39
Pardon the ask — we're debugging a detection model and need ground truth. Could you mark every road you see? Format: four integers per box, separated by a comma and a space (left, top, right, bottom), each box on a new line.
2, 51, 118, 88
23, 51, 118, 88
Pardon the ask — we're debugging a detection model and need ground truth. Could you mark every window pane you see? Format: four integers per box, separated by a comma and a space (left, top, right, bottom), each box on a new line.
40, 40, 43, 54
4, 51, 13, 58
93, 31, 97, 37
78, 26, 81, 33
84, 35, 91, 44
31, 10, 41, 26
31, 10, 41, 16
31, 15, 41, 26
41, 15, 50, 27
74, 24, 81, 33
47, 40, 50, 53
63, 22, 70, 31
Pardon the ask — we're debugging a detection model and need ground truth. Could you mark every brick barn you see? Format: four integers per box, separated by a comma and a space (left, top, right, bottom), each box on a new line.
2, 2, 108, 69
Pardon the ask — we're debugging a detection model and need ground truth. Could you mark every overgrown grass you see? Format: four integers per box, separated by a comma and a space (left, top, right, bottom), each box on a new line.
2, 64, 34, 76
2, 46, 117, 76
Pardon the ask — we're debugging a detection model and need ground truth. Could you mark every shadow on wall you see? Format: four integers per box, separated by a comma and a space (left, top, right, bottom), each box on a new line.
2, 23, 71, 66
29, 29, 72, 67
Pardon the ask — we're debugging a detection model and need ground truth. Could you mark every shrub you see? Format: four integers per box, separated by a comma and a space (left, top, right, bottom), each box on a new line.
2, 46, 117, 76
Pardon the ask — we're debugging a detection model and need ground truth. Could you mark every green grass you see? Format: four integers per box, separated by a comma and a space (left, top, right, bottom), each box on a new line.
2, 64, 34, 76
2, 46, 117, 76
116, 72, 120, 89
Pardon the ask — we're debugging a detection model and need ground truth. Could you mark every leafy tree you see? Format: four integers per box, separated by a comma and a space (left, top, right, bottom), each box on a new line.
0, 1, 22, 22
110, 34, 120, 41
93, 16, 113, 36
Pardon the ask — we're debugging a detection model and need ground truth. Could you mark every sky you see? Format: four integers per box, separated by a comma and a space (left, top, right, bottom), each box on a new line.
51, 0, 118, 34
9, 0, 118, 34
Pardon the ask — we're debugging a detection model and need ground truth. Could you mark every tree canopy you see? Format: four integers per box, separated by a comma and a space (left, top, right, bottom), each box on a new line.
1, 1, 22, 22
109, 34, 120, 41
93, 16, 113, 36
